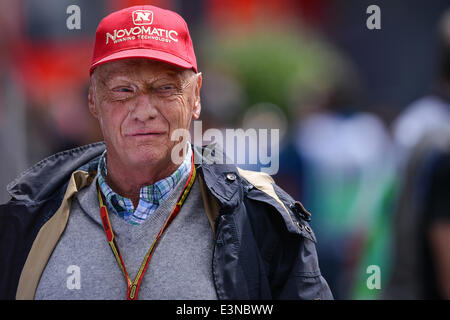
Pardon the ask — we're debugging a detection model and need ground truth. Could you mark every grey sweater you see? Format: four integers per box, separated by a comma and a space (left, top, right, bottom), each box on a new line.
35, 171, 218, 300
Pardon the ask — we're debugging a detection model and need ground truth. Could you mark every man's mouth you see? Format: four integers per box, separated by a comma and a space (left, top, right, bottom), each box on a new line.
126, 130, 165, 137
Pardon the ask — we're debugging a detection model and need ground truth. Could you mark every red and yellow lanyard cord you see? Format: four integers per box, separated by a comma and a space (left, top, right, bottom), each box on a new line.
97, 153, 196, 300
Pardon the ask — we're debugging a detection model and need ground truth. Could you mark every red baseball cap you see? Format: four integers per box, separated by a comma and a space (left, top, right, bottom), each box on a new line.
90, 5, 197, 75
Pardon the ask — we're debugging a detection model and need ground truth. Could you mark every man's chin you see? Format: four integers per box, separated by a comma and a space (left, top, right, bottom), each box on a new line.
115, 141, 181, 169
125, 149, 175, 168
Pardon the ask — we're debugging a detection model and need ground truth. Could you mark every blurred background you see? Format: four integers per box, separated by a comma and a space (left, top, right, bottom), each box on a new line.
1, 0, 450, 299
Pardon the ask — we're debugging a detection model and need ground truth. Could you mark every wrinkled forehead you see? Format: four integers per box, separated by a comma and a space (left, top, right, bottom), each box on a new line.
93, 58, 189, 82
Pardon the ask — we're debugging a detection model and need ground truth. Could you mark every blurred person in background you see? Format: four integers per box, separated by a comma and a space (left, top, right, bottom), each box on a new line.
384, 8, 450, 299
279, 68, 397, 300
0, 5, 332, 300
392, 9, 450, 161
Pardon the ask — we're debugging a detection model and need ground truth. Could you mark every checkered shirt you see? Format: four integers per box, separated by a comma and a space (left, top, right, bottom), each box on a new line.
97, 145, 192, 225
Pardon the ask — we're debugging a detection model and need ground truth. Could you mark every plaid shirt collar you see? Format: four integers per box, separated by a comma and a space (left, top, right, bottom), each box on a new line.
97, 144, 192, 225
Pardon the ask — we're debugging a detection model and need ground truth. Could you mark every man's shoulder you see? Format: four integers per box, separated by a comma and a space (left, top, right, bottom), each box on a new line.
237, 167, 315, 240
5, 142, 105, 204
193, 144, 315, 239
236, 167, 275, 186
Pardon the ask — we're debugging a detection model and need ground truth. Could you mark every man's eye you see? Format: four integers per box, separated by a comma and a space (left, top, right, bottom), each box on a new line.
113, 87, 134, 93
156, 84, 178, 95
109, 86, 136, 101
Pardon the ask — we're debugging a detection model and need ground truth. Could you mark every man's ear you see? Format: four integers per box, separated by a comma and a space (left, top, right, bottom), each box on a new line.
88, 85, 99, 118
192, 72, 202, 120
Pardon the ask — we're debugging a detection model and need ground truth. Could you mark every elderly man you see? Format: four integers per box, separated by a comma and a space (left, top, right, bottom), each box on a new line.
0, 5, 332, 300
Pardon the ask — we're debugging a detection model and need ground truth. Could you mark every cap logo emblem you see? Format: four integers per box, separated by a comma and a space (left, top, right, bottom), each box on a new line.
132, 10, 153, 25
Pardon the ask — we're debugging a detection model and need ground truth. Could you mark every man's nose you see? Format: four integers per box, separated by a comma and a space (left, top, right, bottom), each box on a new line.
130, 93, 159, 121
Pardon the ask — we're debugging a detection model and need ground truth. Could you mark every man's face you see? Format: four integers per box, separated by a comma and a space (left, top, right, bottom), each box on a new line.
89, 59, 201, 170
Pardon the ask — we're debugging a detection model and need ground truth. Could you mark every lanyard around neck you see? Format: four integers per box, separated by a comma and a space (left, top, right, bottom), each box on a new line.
97, 152, 196, 300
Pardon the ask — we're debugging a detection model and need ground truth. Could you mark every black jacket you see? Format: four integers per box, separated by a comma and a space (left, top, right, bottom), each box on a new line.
0, 142, 332, 300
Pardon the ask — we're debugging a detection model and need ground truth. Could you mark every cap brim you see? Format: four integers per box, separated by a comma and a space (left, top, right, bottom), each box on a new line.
90, 48, 195, 75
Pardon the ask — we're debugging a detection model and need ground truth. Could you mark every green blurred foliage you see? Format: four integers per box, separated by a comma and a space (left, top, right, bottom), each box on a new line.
203, 27, 356, 119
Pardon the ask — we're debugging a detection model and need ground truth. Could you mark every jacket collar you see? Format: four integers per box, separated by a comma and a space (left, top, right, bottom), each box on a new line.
6, 142, 105, 203
6, 142, 244, 209
193, 144, 245, 210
